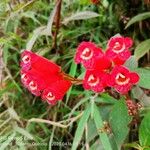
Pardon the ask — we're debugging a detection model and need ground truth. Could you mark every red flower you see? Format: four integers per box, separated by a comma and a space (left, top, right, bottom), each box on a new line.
20, 51, 72, 104
75, 42, 111, 70
21, 69, 46, 96
83, 70, 108, 93
42, 80, 72, 105
21, 50, 61, 74
109, 66, 139, 94
92, 55, 112, 70
106, 36, 133, 65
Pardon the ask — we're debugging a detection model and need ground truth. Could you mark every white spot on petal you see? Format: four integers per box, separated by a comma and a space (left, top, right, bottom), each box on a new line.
81, 48, 93, 60
22, 55, 30, 64
29, 81, 37, 91
88, 74, 99, 86
115, 73, 130, 85
46, 92, 55, 101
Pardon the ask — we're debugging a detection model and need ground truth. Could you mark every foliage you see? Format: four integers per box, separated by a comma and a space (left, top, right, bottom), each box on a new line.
0, 0, 150, 150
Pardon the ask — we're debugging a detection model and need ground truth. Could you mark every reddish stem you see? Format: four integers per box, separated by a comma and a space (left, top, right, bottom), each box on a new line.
52, 0, 62, 50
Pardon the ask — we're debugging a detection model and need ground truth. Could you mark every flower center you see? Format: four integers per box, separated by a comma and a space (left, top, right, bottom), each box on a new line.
29, 81, 37, 90
81, 48, 93, 60
46, 92, 55, 101
21, 73, 28, 82
88, 74, 99, 86
113, 42, 125, 53
116, 73, 130, 85
22, 55, 30, 64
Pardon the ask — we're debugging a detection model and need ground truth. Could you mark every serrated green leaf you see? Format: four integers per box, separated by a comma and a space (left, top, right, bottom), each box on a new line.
139, 112, 150, 147
109, 99, 132, 148
134, 39, 150, 60
134, 68, 150, 89
71, 105, 91, 150
125, 12, 150, 28
93, 104, 112, 150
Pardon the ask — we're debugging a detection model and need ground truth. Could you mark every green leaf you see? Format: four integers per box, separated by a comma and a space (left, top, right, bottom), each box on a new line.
71, 105, 91, 150
93, 104, 112, 150
102, 0, 109, 8
26, 26, 46, 50
80, 0, 91, 5
125, 12, 150, 28
68, 97, 89, 117
95, 93, 118, 104
109, 99, 132, 148
62, 11, 99, 25
0, 132, 16, 150
124, 142, 142, 149
46, 0, 61, 36
66, 60, 77, 104
13, 125, 34, 140
139, 112, 150, 146
134, 68, 150, 89
124, 56, 138, 70
134, 39, 150, 60
87, 119, 97, 143
132, 86, 150, 106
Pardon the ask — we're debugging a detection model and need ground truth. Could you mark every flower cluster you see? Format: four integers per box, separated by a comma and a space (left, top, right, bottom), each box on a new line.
74, 35, 140, 94
20, 50, 72, 105
126, 99, 142, 116
20, 35, 140, 105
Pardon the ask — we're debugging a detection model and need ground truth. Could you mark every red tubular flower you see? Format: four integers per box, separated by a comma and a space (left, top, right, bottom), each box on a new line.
106, 36, 133, 65
109, 66, 140, 94
83, 69, 108, 93
75, 42, 111, 70
20, 50, 72, 105
21, 50, 61, 74
21, 69, 47, 96
42, 80, 72, 105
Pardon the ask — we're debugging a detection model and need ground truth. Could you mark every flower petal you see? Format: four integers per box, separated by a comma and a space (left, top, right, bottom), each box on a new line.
21, 50, 61, 74
130, 72, 140, 84
124, 37, 133, 48
42, 80, 72, 104
115, 84, 131, 94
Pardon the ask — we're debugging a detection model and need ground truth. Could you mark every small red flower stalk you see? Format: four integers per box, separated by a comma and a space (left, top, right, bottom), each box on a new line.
20, 35, 140, 105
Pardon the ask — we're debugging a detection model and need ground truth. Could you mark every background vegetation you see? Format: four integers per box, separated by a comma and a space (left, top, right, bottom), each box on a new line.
0, 0, 150, 149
